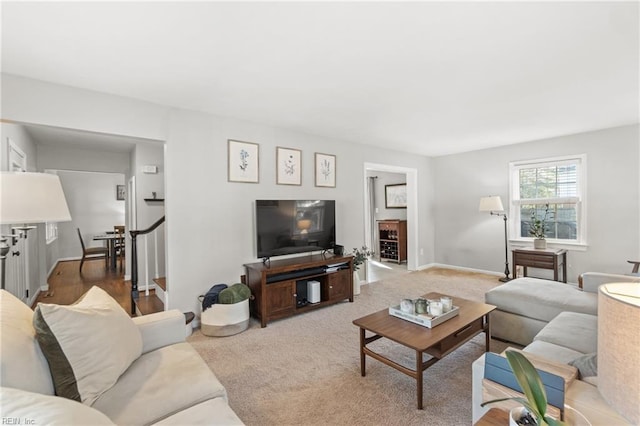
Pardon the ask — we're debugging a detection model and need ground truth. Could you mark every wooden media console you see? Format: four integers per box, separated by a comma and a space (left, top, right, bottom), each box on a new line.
244, 254, 354, 327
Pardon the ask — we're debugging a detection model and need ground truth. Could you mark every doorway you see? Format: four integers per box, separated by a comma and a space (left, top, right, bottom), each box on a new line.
363, 163, 419, 276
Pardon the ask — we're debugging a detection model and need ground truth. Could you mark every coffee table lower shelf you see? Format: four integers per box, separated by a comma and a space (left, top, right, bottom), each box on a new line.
353, 292, 496, 410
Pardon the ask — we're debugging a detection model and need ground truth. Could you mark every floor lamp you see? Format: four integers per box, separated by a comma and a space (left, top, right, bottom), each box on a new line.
0, 172, 72, 290
479, 195, 511, 282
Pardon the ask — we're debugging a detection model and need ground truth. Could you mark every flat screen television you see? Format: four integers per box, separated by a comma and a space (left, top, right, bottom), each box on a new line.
256, 200, 336, 259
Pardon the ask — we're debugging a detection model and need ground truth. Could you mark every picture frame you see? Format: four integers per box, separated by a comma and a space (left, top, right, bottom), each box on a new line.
385, 183, 407, 208
276, 147, 302, 185
228, 139, 259, 183
116, 184, 126, 201
314, 153, 336, 188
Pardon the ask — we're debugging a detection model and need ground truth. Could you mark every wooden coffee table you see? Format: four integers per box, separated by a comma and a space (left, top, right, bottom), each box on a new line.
352, 292, 496, 409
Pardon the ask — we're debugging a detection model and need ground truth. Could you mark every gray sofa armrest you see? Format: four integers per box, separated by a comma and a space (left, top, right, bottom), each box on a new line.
579, 272, 640, 294
132, 309, 185, 354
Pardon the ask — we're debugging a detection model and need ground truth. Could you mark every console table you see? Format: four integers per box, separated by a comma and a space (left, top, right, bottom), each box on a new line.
512, 247, 567, 283
244, 254, 353, 327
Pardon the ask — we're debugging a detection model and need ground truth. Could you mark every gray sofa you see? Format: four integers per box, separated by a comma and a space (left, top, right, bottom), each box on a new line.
471, 272, 639, 424
0, 289, 244, 425
484, 272, 639, 346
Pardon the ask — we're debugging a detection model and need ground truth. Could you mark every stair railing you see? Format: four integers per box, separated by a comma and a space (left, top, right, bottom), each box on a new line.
130, 216, 165, 315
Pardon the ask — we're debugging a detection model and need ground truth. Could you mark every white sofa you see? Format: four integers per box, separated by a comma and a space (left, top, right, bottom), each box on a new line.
0, 289, 244, 425
471, 273, 640, 424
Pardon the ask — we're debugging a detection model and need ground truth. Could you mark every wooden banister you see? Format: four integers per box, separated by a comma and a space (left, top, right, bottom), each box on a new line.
130, 216, 165, 315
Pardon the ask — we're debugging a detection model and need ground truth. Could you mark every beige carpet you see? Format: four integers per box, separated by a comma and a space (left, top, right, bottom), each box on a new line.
187, 267, 510, 426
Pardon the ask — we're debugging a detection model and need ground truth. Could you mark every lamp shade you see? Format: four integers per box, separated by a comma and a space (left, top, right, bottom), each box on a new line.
0, 172, 72, 224
598, 283, 640, 424
479, 195, 504, 212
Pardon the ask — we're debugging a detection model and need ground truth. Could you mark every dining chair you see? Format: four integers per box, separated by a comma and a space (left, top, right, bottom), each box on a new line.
77, 228, 108, 273
114, 225, 125, 268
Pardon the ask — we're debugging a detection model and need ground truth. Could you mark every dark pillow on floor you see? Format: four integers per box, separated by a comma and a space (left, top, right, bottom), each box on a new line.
569, 352, 597, 378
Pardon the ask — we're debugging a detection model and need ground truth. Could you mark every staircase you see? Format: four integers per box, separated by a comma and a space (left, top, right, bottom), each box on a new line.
134, 277, 166, 315
134, 288, 164, 315
129, 219, 194, 326
135, 277, 167, 315
129, 216, 165, 316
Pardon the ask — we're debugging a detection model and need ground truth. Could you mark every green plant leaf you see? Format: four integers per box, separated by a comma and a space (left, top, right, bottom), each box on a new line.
505, 351, 548, 418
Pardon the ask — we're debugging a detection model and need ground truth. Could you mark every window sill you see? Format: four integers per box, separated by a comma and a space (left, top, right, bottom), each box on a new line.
509, 239, 587, 252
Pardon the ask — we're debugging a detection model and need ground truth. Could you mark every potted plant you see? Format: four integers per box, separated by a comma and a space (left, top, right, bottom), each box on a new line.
351, 246, 374, 295
481, 350, 565, 426
529, 204, 551, 249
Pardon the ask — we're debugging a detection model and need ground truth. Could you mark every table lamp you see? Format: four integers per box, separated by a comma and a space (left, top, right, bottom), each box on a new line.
0, 172, 72, 290
598, 282, 640, 424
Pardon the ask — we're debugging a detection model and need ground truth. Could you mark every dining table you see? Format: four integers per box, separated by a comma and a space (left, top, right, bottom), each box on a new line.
93, 233, 124, 270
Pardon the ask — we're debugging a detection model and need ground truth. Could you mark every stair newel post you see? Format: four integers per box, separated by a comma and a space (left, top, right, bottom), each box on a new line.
130, 230, 139, 315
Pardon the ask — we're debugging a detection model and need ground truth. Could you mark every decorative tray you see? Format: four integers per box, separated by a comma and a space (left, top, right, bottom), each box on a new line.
388, 305, 459, 328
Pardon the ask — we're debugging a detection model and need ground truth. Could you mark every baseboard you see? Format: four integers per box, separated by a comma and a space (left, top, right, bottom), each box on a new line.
421, 263, 505, 277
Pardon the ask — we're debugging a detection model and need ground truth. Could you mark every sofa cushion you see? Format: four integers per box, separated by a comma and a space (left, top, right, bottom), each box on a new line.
0, 387, 115, 425
533, 311, 597, 354
523, 340, 585, 365
92, 342, 227, 425
486, 278, 597, 322
33, 286, 143, 405
569, 352, 597, 379
153, 397, 245, 425
0, 290, 54, 395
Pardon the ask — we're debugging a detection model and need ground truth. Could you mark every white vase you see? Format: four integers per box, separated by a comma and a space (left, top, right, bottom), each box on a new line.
533, 238, 547, 249
353, 270, 361, 295
361, 260, 368, 283
509, 407, 534, 426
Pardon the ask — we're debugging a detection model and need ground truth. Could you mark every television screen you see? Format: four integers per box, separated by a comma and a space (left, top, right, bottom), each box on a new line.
256, 200, 336, 259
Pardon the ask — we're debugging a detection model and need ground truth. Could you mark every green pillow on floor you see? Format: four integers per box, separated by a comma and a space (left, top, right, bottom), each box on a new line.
218, 283, 251, 304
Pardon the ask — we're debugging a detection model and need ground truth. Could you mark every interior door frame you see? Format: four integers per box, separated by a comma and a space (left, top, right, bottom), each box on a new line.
363, 162, 418, 271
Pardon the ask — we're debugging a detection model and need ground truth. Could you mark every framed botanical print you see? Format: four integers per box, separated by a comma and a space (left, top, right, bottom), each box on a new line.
314, 153, 336, 188
228, 139, 259, 183
385, 184, 407, 208
276, 147, 302, 185
116, 185, 126, 200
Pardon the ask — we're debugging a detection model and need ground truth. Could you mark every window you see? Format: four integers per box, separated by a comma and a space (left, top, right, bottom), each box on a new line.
509, 155, 586, 246
44, 170, 59, 244
45, 222, 58, 244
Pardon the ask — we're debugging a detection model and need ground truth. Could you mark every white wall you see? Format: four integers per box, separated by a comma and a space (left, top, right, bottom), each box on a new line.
4, 74, 636, 311
165, 109, 436, 313
36, 144, 130, 174
2, 74, 168, 141
37, 143, 130, 273
368, 171, 407, 221
55, 170, 125, 261
2, 75, 436, 315
132, 142, 165, 286
433, 125, 640, 282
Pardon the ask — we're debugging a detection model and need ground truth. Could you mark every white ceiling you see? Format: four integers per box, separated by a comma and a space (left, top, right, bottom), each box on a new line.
2, 1, 638, 156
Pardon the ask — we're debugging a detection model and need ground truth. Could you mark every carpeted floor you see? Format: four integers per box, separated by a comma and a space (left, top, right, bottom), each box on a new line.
187, 267, 510, 426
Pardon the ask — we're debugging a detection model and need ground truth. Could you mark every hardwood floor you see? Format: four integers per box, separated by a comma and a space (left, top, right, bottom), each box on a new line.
33, 258, 133, 315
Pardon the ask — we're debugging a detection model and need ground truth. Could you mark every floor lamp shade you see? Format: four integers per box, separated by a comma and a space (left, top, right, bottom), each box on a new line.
1, 172, 72, 224
479, 196, 504, 212
598, 283, 640, 424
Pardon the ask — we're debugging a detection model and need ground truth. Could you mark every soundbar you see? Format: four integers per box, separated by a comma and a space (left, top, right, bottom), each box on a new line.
266, 266, 327, 284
